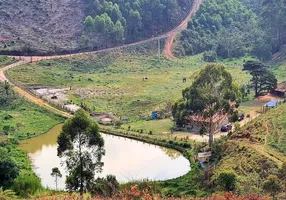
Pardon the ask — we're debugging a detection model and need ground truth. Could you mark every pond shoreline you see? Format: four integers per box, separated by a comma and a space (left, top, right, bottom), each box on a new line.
20, 124, 191, 189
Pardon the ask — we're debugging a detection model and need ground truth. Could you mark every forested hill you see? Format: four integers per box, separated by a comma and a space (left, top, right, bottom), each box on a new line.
0, 0, 193, 55
175, 0, 286, 61
81, 0, 192, 50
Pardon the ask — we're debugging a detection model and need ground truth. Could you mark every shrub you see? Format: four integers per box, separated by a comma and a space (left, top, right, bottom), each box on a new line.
216, 171, 237, 192
203, 51, 218, 62
232, 111, 239, 122
12, 172, 42, 197
262, 175, 282, 199
234, 122, 241, 131
0, 147, 19, 189
90, 175, 119, 197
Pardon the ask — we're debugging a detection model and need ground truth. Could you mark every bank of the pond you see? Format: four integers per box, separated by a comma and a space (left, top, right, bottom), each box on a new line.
20, 124, 191, 190
100, 126, 195, 158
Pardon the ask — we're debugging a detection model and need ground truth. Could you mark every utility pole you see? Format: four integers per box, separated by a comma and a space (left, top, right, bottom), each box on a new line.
158, 38, 160, 63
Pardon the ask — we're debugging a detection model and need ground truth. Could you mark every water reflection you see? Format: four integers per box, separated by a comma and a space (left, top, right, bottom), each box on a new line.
19, 124, 190, 190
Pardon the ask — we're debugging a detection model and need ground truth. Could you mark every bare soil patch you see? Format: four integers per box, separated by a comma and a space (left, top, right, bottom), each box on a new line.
0, 0, 84, 55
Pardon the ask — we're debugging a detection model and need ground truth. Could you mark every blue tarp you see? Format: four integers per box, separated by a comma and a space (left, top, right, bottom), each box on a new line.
263, 100, 280, 107
151, 112, 157, 120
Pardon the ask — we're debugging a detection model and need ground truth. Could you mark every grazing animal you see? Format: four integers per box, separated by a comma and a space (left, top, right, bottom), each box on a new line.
142, 77, 148, 81
183, 78, 187, 83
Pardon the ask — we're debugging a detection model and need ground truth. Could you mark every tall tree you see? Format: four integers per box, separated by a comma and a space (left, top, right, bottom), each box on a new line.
51, 167, 62, 190
57, 109, 105, 195
172, 64, 242, 147
243, 61, 277, 97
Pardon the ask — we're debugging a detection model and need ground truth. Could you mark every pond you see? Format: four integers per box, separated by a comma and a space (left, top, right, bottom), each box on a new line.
20, 124, 190, 190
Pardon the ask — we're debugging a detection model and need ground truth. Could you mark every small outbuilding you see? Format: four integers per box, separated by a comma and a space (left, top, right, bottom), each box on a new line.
262, 100, 280, 113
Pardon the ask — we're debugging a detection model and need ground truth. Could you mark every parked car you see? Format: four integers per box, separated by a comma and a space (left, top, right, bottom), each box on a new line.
221, 123, 232, 132
238, 113, 245, 121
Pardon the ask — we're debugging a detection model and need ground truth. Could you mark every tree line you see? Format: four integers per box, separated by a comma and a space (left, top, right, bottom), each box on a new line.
176, 0, 286, 61
81, 0, 192, 49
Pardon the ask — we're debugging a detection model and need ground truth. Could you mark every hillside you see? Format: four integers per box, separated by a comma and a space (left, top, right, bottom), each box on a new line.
0, 0, 194, 55
214, 102, 286, 196
0, 0, 85, 55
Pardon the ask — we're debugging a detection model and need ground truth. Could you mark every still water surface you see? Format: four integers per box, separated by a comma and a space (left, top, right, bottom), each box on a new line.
20, 124, 190, 189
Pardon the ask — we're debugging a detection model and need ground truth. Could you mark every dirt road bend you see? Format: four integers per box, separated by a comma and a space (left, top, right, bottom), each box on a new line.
0, 59, 72, 118
164, 0, 203, 60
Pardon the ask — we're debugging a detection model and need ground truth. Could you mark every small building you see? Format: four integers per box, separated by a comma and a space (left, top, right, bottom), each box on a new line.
271, 82, 286, 97
196, 151, 212, 168
262, 100, 280, 113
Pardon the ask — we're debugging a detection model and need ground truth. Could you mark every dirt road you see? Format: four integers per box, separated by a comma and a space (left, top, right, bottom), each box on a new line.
0, 59, 72, 118
8, 0, 203, 63
164, 0, 203, 60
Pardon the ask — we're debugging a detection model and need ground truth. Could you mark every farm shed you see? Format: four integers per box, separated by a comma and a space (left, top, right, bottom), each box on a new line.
262, 100, 280, 113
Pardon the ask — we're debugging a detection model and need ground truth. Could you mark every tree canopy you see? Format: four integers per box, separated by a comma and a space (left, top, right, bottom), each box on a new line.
57, 109, 105, 194
172, 64, 241, 147
82, 0, 192, 48
176, 0, 285, 61
243, 60, 277, 97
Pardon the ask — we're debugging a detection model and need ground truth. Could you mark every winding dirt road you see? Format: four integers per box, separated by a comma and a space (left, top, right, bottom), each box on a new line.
164, 0, 203, 60
0, 61, 72, 118
1, 0, 203, 118
8, 0, 203, 63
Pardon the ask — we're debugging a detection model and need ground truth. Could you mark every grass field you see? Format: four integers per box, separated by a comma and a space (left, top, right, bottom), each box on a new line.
0, 55, 17, 68
0, 84, 65, 140
7, 44, 286, 134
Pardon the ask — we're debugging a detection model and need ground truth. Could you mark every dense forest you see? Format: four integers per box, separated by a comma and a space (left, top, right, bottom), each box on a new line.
81, 0, 192, 49
175, 0, 286, 61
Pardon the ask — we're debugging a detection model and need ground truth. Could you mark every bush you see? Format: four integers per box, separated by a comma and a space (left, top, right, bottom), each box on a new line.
216, 171, 237, 192
232, 111, 239, 122
12, 172, 42, 197
262, 175, 282, 199
234, 122, 241, 131
203, 51, 218, 62
0, 147, 19, 189
90, 175, 119, 197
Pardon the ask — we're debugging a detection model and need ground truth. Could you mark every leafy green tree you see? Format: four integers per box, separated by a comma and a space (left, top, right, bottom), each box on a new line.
216, 171, 237, 192
243, 61, 277, 97
84, 16, 94, 32
112, 21, 125, 43
172, 64, 242, 147
57, 109, 105, 195
51, 167, 62, 190
262, 175, 282, 199
0, 147, 19, 189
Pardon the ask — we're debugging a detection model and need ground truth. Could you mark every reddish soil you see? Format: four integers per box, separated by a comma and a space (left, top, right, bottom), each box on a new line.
164, 0, 204, 60
6, 0, 204, 62
257, 93, 282, 101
